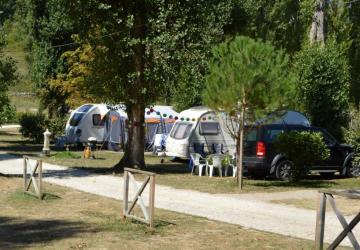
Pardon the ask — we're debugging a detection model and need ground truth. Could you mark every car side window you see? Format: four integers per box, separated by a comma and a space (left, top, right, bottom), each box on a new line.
263, 128, 284, 143
315, 129, 336, 145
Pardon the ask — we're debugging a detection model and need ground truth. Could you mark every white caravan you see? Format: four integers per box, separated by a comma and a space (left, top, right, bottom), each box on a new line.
65, 104, 110, 144
165, 106, 235, 158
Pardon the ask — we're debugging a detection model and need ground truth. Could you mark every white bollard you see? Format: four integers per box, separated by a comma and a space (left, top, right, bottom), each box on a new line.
42, 129, 51, 155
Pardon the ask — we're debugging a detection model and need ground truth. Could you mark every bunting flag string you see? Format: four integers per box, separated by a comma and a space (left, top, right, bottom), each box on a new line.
147, 106, 215, 122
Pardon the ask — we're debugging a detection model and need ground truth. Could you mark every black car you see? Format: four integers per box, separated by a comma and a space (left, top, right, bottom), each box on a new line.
243, 124, 358, 180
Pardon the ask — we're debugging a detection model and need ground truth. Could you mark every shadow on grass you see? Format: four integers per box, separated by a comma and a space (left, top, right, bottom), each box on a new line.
42, 193, 61, 200
0, 216, 94, 248
70, 166, 113, 174
0, 130, 83, 155
144, 163, 189, 175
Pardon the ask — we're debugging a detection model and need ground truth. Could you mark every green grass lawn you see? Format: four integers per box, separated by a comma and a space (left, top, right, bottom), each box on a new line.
0, 176, 326, 250
4, 48, 29, 80
9, 94, 39, 113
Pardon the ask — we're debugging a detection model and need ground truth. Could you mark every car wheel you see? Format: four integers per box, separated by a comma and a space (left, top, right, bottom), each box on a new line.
345, 160, 360, 178
275, 160, 294, 181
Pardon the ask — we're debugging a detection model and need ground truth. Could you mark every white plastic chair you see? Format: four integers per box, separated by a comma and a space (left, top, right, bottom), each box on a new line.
207, 154, 223, 177
153, 134, 165, 154
190, 153, 207, 176
224, 154, 237, 177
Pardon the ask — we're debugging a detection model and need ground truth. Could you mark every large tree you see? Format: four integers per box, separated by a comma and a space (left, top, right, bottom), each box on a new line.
308, 0, 360, 105
0, 33, 18, 124
0, 0, 16, 26
203, 36, 295, 188
64, 0, 231, 169
227, 0, 314, 55
12, 0, 75, 117
348, 1, 360, 104
294, 41, 350, 140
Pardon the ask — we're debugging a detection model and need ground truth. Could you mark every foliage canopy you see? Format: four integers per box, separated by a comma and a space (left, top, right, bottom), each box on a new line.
203, 36, 295, 119
294, 41, 350, 140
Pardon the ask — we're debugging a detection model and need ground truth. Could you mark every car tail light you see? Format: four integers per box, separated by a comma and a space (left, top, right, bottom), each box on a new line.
256, 141, 266, 158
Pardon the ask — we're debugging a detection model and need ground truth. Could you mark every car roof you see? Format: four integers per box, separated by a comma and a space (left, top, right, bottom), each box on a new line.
245, 124, 327, 131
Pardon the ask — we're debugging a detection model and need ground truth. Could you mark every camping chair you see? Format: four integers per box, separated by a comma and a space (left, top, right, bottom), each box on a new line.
207, 154, 224, 177
224, 153, 237, 177
190, 153, 207, 176
212, 143, 224, 154
153, 134, 166, 154
193, 143, 206, 157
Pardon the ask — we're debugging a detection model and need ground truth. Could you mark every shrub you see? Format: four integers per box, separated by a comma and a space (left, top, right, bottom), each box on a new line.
294, 41, 350, 140
0, 103, 16, 124
48, 115, 68, 141
345, 107, 360, 165
275, 131, 330, 181
19, 112, 48, 143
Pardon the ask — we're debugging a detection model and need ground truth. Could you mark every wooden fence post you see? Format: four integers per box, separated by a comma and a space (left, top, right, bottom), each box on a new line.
23, 156, 43, 200
123, 170, 129, 219
122, 168, 156, 229
315, 192, 327, 250
315, 190, 360, 249
149, 175, 156, 229
38, 160, 43, 199
23, 157, 27, 191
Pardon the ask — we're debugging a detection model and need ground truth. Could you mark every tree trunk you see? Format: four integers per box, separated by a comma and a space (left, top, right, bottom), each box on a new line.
114, 0, 146, 172
114, 103, 146, 171
236, 105, 245, 189
309, 0, 325, 45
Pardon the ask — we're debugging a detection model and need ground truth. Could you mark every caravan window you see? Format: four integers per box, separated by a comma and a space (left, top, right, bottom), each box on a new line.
199, 122, 220, 135
93, 114, 105, 126
69, 113, 85, 126
170, 122, 193, 139
78, 104, 93, 113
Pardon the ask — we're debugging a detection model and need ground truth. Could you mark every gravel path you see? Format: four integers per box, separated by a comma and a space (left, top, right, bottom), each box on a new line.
222, 190, 319, 202
0, 125, 21, 129
0, 154, 358, 247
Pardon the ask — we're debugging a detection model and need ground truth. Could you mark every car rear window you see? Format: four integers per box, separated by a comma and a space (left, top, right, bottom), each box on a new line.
244, 127, 258, 142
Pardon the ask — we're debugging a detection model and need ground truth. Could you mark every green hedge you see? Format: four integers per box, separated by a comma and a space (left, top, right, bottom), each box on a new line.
19, 113, 48, 143
18, 113, 67, 143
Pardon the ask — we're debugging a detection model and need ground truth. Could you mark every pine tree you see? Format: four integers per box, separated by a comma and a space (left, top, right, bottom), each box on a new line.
203, 36, 295, 188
